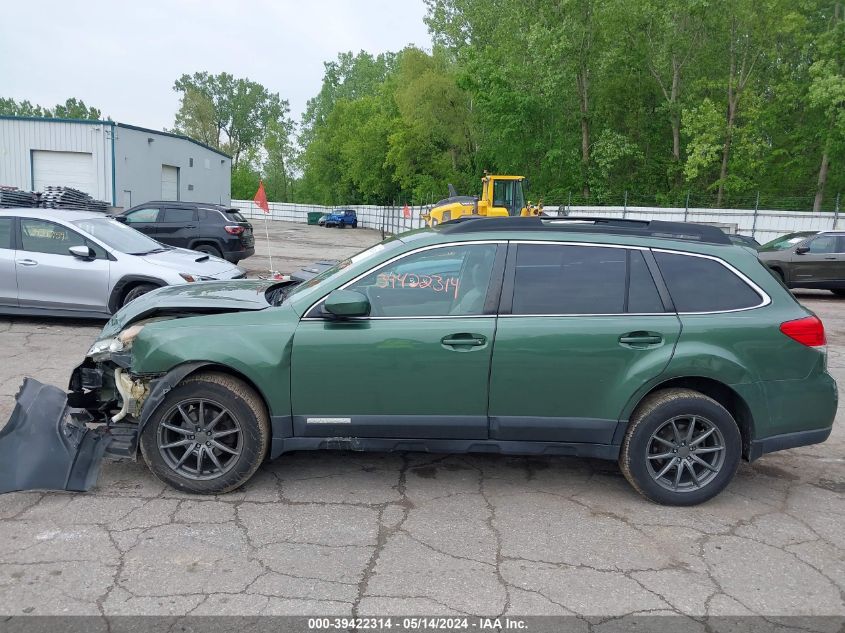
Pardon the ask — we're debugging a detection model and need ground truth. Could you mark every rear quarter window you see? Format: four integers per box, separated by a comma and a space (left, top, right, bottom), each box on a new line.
654, 251, 763, 312
224, 209, 247, 222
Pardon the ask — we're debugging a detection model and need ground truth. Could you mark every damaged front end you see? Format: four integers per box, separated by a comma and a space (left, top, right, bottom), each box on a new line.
0, 328, 157, 494
0, 278, 288, 494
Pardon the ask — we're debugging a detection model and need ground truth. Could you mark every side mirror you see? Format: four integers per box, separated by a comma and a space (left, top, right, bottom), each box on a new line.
323, 289, 370, 318
795, 245, 810, 255
69, 245, 96, 260
113, 215, 128, 223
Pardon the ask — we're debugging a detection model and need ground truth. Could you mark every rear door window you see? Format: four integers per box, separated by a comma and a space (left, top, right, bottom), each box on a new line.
654, 251, 762, 312
511, 244, 629, 314
163, 208, 196, 223
628, 250, 665, 313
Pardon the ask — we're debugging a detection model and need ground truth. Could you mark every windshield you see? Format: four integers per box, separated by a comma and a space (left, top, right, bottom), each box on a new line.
285, 238, 402, 299
759, 232, 816, 252
72, 217, 166, 255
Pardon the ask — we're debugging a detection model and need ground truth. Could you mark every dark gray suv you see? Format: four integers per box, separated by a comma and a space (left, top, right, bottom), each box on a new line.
115, 202, 255, 263
758, 231, 845, 296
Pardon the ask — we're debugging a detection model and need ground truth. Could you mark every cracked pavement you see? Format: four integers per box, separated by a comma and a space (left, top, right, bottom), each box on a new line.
0, 224, 842, 620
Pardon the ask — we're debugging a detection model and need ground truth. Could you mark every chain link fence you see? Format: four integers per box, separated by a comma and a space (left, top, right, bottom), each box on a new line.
232, 196, 845, 245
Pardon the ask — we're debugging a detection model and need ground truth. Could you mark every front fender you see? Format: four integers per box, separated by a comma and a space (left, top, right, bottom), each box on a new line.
129, 310, 297, 418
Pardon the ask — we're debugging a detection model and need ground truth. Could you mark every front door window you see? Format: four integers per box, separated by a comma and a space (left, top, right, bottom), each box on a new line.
342, 243, 499, 317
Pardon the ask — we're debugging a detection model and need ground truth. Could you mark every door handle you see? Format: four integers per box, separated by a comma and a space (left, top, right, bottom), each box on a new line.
824, 256, 837, 260
17, 259, 38, 267
441, 333, 487, 348
619, 332, 663, 347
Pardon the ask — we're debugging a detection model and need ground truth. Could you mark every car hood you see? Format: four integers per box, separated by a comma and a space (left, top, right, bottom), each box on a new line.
140, 247, 240, 277
100, 279, 279, 337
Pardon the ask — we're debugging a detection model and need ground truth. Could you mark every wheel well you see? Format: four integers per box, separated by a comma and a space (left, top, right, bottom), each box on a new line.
179, 363, 270, 419
121, 281, 158, 302
636, 377, 755, 460
191, 240, 222, 251
109, 276, 166, 312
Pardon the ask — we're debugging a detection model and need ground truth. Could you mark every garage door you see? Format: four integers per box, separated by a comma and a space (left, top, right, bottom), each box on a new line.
161, 165, 179, 200
32, 150, 95, 194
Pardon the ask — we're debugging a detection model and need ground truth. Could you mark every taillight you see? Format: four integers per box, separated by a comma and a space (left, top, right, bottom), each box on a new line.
780, 316, 826, 347
225, 225, 245, 235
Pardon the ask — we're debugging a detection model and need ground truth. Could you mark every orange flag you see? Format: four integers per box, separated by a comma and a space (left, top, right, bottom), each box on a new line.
254, 180, 270, 214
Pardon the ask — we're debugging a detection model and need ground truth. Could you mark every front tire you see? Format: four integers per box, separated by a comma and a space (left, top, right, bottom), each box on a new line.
140, 372, 270, 494
122, 283, 157, 307
619, 388, 741, 506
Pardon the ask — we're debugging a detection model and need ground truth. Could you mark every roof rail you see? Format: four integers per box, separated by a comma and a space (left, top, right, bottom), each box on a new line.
435, 216, 732, 245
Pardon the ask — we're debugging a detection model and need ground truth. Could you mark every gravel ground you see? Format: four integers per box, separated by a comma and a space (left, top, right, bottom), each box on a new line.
0, 222, 841, 622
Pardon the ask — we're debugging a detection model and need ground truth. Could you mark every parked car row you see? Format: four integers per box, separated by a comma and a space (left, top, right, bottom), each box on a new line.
0, 209, 246, 318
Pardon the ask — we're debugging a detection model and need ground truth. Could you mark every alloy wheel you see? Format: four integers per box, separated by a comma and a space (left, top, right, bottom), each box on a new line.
157, 398, 243, 480
646, 415, 726, 492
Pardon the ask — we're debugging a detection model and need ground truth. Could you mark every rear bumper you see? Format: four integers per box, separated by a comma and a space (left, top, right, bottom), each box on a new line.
748, 426, 832, 461
223, 246, 255, 263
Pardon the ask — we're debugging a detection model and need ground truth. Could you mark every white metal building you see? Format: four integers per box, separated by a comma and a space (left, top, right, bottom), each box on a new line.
0, 116, 232, 208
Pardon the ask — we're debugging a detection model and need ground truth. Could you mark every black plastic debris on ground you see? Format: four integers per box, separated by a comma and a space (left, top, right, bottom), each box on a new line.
0, 186, 109, 212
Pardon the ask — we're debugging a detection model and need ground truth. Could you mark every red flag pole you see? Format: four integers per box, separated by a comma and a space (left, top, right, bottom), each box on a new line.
253, 181, 275, 275
263, 206, 274, 275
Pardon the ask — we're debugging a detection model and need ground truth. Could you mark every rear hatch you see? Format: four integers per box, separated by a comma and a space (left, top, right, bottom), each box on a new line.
223, 208, 254, 247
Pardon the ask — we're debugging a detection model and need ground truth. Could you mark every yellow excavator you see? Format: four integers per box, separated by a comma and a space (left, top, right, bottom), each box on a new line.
422, 173, 543, 227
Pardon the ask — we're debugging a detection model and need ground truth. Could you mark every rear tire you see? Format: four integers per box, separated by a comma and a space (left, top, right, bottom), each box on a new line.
140, 372, 270, 494
195, 244, 223, 258
619, 388, 741, 506
122, 283, 157, 307
352, 221, 358, 229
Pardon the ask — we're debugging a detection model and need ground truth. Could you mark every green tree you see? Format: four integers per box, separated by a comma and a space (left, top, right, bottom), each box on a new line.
0, 97, 101, 119
291, 0, 843, 211
173, 72, 290, 168
809, 3, 845, 210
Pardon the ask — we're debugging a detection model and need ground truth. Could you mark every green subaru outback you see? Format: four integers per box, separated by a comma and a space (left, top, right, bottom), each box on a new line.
0, 217, 836, 505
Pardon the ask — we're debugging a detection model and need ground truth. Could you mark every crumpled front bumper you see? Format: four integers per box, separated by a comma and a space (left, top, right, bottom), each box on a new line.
0, 378, 112, 494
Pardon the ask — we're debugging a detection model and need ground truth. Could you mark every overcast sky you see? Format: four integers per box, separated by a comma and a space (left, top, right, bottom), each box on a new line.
0, 0, 432, 130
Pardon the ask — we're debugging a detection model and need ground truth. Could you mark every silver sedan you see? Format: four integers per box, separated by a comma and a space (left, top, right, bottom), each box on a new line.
0, 208, 246, 318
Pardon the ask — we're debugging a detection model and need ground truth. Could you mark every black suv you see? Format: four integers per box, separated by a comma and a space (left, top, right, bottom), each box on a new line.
115, 202, 255, 263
